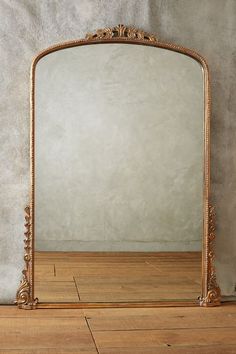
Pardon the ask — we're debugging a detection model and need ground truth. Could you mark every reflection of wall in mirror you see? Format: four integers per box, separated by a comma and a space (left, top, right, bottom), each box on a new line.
35, 44, 204, 252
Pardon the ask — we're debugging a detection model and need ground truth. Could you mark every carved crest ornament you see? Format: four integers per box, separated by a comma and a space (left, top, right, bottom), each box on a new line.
15, 25, 221, 309
86, 24, 157, 41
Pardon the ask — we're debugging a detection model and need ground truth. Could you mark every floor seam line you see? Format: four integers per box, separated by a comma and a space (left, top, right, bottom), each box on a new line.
73, 276, 81, 301
85, 316, 100, 354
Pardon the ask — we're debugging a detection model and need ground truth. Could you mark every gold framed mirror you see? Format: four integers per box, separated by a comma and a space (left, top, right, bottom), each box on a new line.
15, 25, 221, 309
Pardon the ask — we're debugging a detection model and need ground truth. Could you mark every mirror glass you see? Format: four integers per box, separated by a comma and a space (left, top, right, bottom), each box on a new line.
34, 43, 204, 303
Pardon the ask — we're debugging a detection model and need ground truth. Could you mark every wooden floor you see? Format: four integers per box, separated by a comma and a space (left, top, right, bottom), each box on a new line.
35, 251, 202, 303
1, 305, 236, 353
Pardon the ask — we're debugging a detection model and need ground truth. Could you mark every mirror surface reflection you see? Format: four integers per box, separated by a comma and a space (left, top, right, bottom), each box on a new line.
34, 43, 204, 303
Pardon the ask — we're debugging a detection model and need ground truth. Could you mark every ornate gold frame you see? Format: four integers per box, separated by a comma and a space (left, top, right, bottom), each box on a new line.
15, 24, 221, 309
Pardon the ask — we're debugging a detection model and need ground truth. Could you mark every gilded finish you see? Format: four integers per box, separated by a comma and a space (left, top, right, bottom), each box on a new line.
199, 205, 221, 306
86, 24, 157, 41
16, 25, 221, 308
15, 206, 38, 309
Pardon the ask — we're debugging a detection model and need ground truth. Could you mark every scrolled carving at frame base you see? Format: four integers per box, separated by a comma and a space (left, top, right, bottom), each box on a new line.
199, 205, 221, 306
15, 271, 38, 310
86, 24, 157, 42
15, 206, 38, 310
200, 288, 221, 307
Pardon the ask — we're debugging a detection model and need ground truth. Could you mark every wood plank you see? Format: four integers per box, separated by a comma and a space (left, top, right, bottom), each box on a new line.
76, 282, 200, 292
0, 306, 84, 317
53, 265, 200, 280
34, 264, 55, 281
84, 306, 212, 317
98, 346, 236, 354
53, 263, 162, 281
0, 350, 97, 354
93, 327, 236, 350
35, 281, 79, 302
84, 306, 236, 330
0, 317, 96, 352
79, 293, 199, 302
75, 275, 200, 286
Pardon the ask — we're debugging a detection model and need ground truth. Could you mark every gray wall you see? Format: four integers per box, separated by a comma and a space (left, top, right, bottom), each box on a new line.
0, 0, 235, 302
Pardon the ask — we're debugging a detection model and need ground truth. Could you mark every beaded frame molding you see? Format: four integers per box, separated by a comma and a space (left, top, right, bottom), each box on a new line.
15, 25, 221, 309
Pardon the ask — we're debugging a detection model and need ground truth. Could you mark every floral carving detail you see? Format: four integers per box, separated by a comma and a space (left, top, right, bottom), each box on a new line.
86, 24, 157, 42
15, 206, 38, 309
200, 205, 221, 306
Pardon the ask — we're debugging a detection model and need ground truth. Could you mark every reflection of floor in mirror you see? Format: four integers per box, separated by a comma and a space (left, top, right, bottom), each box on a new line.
34, 252, 202, 303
